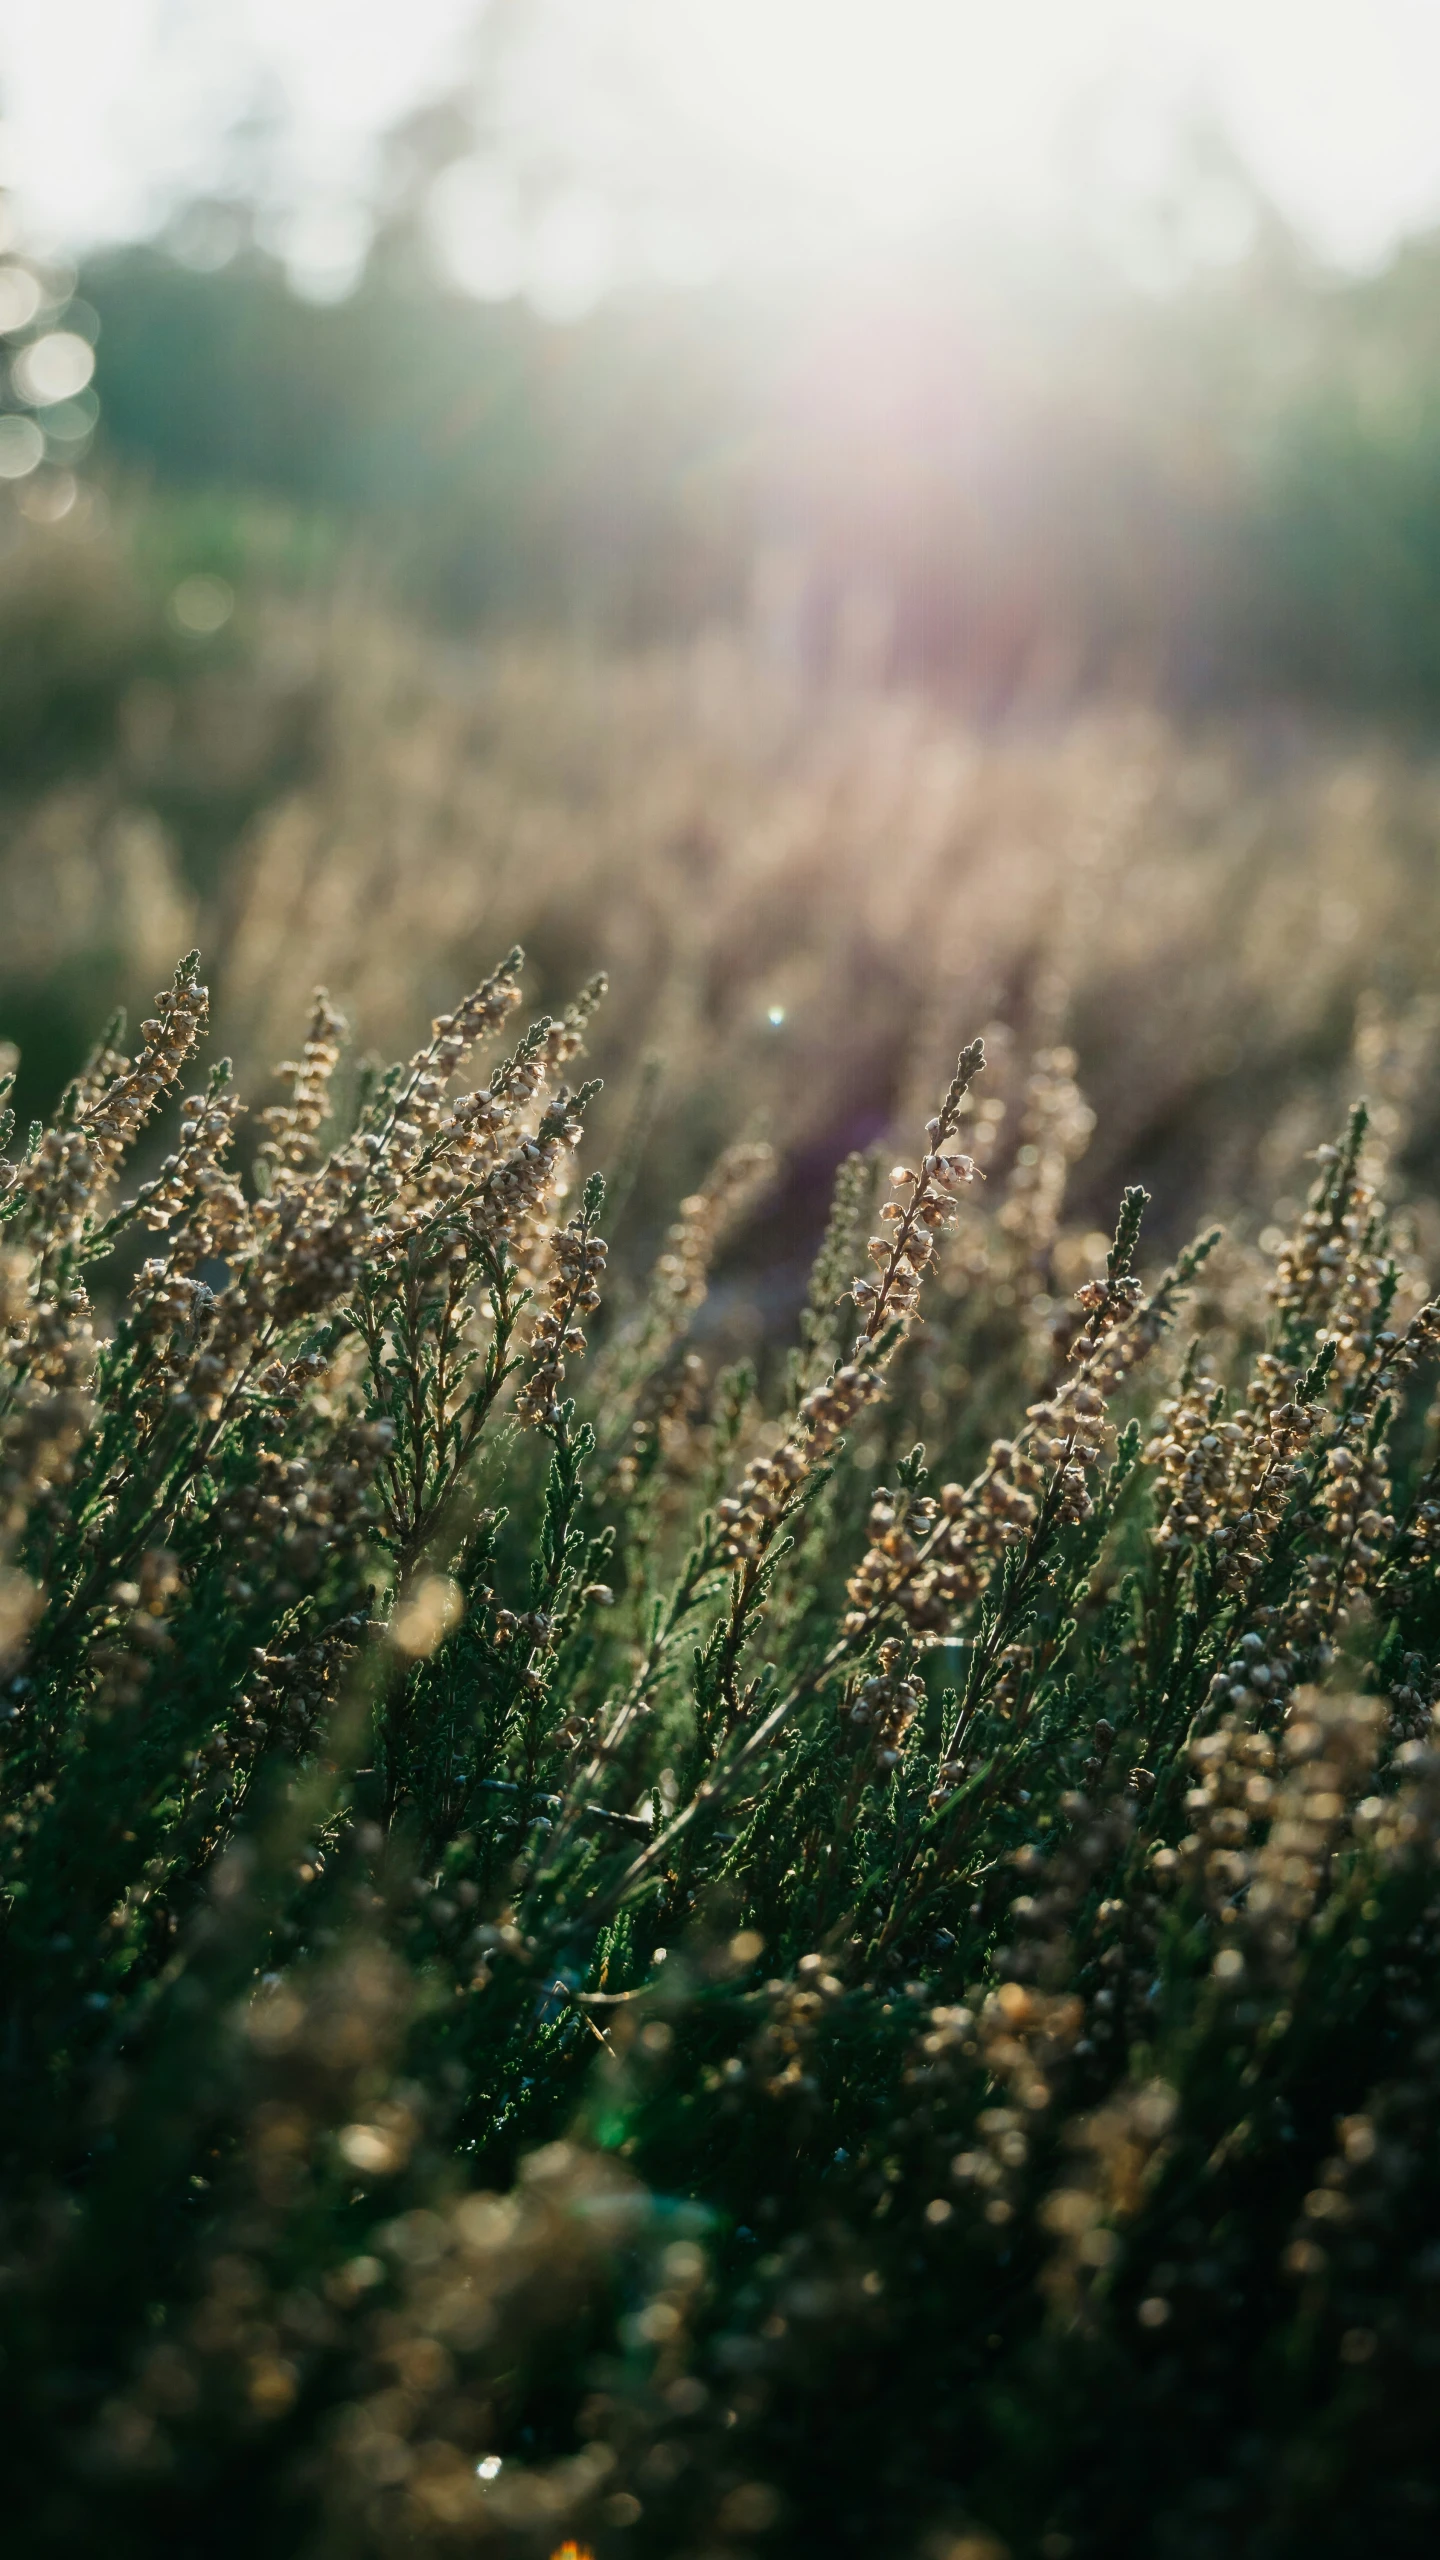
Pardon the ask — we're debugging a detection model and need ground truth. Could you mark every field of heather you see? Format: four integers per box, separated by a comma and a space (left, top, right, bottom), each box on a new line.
8, 16, 1440, 2549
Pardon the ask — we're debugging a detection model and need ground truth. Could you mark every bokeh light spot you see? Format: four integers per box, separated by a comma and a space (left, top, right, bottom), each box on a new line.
0, 415, 45, 479
0, 265, 43, 335
169, 574, 236, 635
12, 330, 96, 406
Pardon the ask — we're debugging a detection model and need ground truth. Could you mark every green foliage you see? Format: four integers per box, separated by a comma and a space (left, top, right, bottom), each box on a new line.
4, 951, 1440, 2559
77, 214, 1440, 711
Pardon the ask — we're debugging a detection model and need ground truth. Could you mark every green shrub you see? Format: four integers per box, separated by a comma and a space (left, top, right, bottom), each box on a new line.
3, 951, 1440, 2559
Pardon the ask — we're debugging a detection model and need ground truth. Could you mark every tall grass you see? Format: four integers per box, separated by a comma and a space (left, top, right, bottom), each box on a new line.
3, 935, 1440, 2557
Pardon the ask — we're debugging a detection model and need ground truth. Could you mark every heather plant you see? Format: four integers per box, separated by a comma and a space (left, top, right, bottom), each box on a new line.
5, 948, 1440, 2560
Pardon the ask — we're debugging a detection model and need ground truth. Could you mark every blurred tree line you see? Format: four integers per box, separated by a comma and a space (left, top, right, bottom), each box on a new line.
73, 152, 1440, 716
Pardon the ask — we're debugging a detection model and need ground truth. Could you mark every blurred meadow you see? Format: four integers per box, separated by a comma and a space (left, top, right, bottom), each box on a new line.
13, 121, 1440, 1307
10, 531, 1440, 1296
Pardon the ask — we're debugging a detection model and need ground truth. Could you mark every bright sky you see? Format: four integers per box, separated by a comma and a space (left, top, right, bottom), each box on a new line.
6, 0, 1440, 295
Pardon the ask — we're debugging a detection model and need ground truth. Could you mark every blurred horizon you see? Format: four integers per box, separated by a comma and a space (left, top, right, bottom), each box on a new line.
9, 0, 1440, 300
9, 1, 1440, 726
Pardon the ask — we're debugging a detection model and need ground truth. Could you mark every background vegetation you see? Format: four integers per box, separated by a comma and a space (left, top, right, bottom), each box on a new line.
75, 169, 1440, 709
